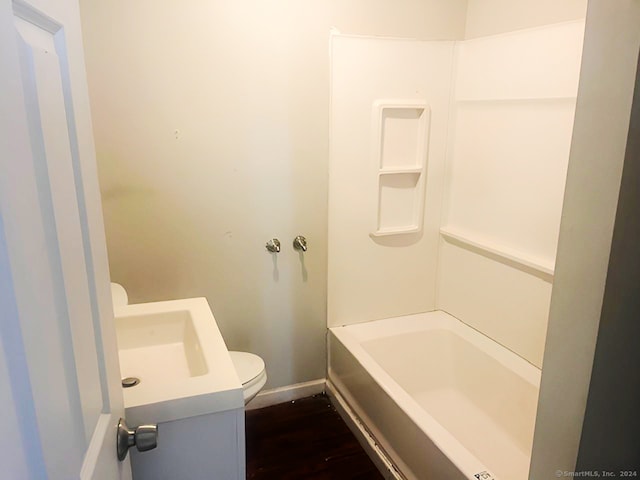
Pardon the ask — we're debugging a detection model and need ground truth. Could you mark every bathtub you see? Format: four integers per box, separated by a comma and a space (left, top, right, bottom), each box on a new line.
328, 310, 540, 480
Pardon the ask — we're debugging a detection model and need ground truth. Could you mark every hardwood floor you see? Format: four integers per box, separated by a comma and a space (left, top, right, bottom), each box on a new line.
246, 394, 385, 480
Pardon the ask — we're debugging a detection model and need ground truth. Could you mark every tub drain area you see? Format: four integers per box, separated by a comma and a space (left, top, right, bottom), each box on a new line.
122, 377, 140, 388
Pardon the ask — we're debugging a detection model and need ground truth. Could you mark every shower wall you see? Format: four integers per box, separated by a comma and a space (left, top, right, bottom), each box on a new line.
328, 37, 455, 327
465, 0, 587, 38
329, 20, 586, 367
438, 21, 586, 367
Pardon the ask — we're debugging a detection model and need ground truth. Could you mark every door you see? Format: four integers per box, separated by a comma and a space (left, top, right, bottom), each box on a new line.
0, 0, 131, 478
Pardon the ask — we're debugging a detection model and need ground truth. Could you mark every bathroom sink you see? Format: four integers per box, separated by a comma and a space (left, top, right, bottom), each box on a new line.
117, 309, 209, 382
114, 298, 243, 424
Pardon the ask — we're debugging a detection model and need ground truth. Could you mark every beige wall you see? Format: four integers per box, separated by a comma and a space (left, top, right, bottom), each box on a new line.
465, 0, 587, 38
79, 0, 467, 389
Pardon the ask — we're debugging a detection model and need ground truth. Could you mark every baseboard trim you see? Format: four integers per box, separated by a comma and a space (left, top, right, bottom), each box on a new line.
245, 378, 326, 410
326, 379, 405, 480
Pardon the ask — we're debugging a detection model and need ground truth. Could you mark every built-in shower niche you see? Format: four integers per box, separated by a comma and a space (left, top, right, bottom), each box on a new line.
372, 101, 430, 237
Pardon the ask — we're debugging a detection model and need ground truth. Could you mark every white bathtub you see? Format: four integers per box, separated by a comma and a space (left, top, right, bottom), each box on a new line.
328, 310, 540, 480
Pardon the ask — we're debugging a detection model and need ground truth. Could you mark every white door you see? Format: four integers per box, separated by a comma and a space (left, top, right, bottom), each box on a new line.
0, 0, 132, 478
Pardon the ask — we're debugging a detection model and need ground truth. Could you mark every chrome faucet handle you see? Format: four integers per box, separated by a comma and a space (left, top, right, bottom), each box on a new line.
293, 235, 307, 252
266, 238, 281, 253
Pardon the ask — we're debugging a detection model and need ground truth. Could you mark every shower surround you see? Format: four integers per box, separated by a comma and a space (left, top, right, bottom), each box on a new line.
328, 21, 585, 480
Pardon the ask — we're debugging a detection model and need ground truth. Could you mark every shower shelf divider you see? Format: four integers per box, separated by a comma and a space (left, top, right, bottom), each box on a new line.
378, 167, 423, 175
370, 100, 431, 238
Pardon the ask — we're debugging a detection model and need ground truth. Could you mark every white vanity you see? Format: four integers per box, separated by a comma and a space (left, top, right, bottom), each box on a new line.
114, 298, 245, 480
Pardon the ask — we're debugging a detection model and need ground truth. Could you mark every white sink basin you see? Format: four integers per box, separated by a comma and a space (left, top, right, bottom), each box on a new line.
114, 298, 243, 425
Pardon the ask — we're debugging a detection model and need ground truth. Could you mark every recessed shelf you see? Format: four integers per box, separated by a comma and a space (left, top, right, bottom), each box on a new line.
372, 100, 430, 237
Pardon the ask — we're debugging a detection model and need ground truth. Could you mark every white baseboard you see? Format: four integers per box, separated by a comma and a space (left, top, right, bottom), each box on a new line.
326, 379, 405, 480
245, 378, 326, 410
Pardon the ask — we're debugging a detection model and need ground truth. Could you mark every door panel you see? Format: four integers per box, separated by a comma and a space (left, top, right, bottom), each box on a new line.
15, 6, 103, 444
0, 0, 130, 478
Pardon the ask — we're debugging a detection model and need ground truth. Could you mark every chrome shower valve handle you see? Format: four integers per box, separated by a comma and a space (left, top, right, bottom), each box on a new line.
293, 236, 307, 252
265, 239, 281, 253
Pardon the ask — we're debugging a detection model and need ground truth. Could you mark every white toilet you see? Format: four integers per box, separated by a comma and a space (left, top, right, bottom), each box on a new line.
228, 351, 267, 405
110, 283, 267, 405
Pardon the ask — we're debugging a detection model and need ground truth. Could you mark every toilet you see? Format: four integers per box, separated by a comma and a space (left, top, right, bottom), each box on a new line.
110, 283, 267, 405
228, 351, 267, 405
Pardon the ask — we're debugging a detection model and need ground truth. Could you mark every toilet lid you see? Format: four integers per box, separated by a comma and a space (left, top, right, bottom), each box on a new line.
229, 351, 265, 385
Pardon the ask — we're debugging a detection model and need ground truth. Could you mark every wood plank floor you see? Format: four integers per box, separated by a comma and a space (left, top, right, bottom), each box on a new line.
246, 394, 385, 479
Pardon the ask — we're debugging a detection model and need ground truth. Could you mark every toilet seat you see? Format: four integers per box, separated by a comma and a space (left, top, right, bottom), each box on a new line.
229, 351, 265, 384
229, 351, 267, 404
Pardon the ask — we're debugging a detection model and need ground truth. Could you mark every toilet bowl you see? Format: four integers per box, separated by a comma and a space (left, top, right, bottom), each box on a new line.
110, 283, 267, 405
229, 351, 267, 405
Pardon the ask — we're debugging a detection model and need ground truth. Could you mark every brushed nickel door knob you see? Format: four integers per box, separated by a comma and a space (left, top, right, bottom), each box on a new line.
117, 418, 158, 461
